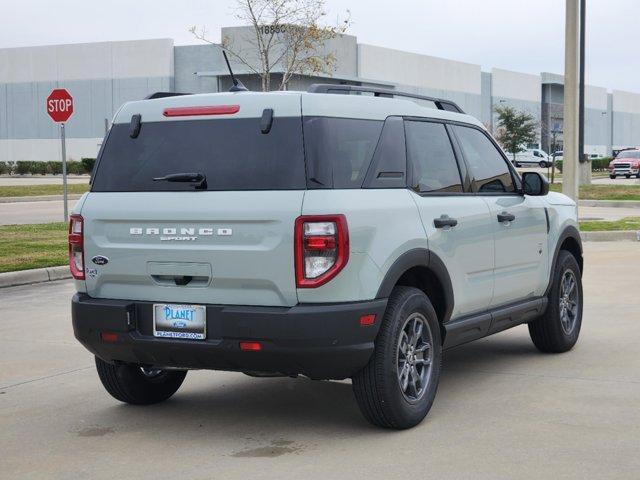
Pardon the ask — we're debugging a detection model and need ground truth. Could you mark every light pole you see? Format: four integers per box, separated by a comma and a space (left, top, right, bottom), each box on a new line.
563, 0, 580, 202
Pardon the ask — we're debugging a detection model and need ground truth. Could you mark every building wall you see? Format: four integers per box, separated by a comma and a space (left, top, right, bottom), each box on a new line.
490, 68, 541, 145
0, 39, 174, 161
174, 44, 223, 94
540, 72, 612, 156
2, 33, 640, 162
612, 90, 640, 149
480, 72, 492, 128
357, 44, 482, 118
584, 85, 609, 156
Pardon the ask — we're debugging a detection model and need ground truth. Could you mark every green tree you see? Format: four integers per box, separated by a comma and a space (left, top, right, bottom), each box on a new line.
494, 106, 538, 161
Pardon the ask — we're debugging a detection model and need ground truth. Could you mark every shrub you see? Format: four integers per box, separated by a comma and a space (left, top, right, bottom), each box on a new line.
0, 162, 9, 175
33, 162, 48, 175
67, 161, 85, 175
554, 158, 613, 174
15, 161, 33, 175
81, 157, 96, 174
47, 161, 63, 175
591, 157, 612, 171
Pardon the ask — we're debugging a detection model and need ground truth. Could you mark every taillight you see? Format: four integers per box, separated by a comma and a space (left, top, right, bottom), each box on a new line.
295, 215, 348, 288
68, 214, 84, 280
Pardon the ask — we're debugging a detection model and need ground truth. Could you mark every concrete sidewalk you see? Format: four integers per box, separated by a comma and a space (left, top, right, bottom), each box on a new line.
0, 175, 89, 186
0, 199, 79, 225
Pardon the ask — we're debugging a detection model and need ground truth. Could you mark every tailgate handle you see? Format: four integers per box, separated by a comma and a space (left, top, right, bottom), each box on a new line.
147, 262, 212, 287
174, 275, 193, 286
150, 274, 210, 287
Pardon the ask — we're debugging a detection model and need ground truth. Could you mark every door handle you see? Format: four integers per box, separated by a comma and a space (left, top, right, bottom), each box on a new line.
497, 211, 516, 223
434, 215, 458, 229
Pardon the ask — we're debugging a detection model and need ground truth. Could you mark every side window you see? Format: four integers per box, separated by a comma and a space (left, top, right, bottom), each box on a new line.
453, 125, 515, 193
405, 121, 463, 193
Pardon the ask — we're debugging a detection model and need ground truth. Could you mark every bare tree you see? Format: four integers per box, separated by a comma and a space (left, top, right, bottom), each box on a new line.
190, 0, 350, 91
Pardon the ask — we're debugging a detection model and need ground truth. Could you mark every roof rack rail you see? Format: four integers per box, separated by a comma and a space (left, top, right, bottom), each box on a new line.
307, 84, 465, 114
144, 92, 193, 100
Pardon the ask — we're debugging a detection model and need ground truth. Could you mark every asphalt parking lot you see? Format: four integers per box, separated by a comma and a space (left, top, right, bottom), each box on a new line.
1, 242, 639, 480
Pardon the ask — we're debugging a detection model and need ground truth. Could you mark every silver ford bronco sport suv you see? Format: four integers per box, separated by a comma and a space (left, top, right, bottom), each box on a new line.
71, 84, 583, 429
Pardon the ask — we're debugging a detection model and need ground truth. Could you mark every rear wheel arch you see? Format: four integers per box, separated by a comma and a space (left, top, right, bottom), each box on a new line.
376, 249, 454, 328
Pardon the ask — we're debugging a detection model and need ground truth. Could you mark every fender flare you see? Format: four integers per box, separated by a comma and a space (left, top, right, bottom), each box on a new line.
375, 248, 454, 323
545, 225, 583, 296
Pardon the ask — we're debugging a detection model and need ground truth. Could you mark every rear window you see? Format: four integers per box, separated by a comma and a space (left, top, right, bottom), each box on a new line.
303, 117, 383, 188
91, 117, 306, 192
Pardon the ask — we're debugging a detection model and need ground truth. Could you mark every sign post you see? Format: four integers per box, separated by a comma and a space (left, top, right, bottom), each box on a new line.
46, 89, 74, 222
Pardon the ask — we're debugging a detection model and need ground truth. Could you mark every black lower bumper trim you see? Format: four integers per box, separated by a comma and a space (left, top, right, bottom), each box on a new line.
72, 294, 387, 380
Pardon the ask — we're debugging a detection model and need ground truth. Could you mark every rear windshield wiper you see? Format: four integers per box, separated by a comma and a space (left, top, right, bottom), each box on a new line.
153, 172, 207, 190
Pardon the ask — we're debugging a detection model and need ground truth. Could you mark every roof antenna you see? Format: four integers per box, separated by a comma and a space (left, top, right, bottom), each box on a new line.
223, 51, 248, 92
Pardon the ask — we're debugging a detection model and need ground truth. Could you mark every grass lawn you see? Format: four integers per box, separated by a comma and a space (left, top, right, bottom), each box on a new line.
0, 183, 90, 198
0, 223, 68, 273
579, 217, 640, 232
549, 183, 640, 200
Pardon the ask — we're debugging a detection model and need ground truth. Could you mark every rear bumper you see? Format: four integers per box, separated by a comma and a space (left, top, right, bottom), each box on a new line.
72, 293, 387, 380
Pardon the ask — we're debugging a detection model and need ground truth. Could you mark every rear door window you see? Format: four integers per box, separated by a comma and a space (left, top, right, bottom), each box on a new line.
405, 120, 463, 193
453, 125, 515, 193
91, 117, 306, 192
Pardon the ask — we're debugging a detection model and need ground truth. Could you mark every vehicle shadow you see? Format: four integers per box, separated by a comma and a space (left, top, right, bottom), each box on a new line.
89, 328, 542, 439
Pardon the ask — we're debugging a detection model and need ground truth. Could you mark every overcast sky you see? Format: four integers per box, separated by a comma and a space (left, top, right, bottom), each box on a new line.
1, 0, 638, 92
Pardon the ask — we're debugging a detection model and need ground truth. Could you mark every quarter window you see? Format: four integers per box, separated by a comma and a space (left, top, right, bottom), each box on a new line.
303, 117, 383, 188
453, 126, 515, 193
405, 121, 463, 193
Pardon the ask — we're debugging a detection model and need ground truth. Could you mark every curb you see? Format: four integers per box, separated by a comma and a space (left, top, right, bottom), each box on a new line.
0, 194, 83, 203
581, 230, 640, 242
0, 266, 71, 288
579, 199, 640, 208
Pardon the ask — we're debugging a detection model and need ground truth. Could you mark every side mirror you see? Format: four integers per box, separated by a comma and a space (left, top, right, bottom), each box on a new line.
522, 171, 549, 196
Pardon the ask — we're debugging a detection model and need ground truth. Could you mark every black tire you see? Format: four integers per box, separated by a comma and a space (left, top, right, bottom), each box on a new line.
625, 174, 631, 178
636, 173, 640, 179
95, 357, 187, 405
539, 161, 547, 168
352, 286, 442, 429
515, 162, 521, 168
609, 175, 616, 179
529, 251, 583, 353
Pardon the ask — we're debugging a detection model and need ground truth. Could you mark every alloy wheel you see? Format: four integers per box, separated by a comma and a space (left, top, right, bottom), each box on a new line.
559, 270, 579, 335
396, 313, 434, 402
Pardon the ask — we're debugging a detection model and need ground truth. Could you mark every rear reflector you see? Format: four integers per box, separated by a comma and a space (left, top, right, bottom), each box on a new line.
359, 314, 376, 326
100, 332, 118, 342
162, 105, 240, 117
239, 341, 262, 352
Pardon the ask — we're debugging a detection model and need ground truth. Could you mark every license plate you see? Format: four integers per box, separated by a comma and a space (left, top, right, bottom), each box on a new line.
153, 304, 206, 340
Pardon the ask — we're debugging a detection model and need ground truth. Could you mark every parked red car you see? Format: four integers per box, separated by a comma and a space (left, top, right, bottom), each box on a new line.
609, 150, 640, 178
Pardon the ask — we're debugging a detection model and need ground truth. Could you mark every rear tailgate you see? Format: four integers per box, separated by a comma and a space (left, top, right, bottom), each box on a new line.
80, 191, 302, 306
81, 92, 304, 307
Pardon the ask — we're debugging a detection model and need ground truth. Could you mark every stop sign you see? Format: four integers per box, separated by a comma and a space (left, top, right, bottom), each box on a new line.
46, 89, 74, 123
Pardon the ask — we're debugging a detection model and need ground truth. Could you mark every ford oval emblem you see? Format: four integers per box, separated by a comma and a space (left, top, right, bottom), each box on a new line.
92, 255, 109, 266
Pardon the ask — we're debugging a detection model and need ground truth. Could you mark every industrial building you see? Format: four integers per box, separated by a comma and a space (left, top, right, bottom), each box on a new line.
1, 26, 639, 162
